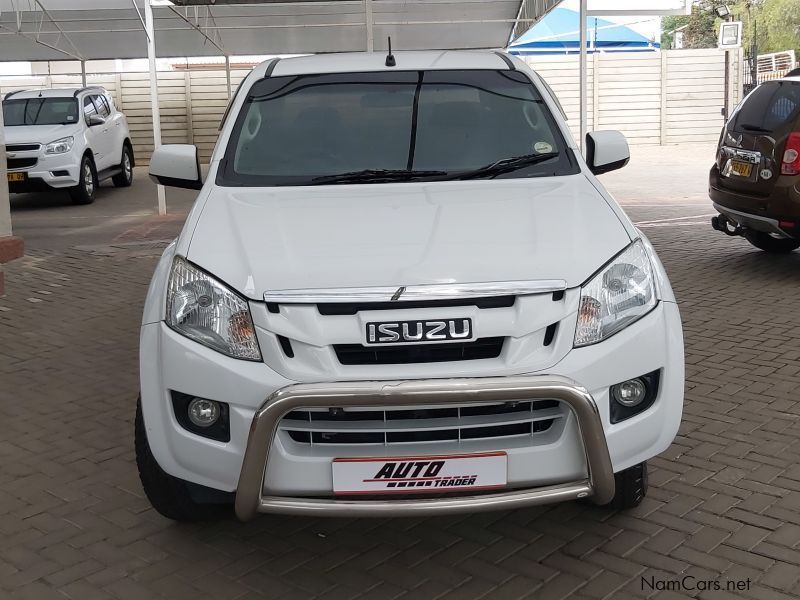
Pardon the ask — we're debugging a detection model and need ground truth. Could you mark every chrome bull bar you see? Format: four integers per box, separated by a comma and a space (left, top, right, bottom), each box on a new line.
234, 375, 615, 521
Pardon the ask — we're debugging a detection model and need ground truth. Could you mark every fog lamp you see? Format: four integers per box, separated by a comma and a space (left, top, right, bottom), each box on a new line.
611, 379, 647, 407
188, 398, 221, 427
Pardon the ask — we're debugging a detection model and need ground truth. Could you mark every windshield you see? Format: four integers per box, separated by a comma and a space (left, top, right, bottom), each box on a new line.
731, 81, 800, 132
219, 69, 578, 186
2, 97, 79, 126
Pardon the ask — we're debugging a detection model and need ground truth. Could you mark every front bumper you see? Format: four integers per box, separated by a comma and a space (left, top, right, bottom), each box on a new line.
140, 300, 684, 520
7, 154, 81, 191
235, 376, 615, 520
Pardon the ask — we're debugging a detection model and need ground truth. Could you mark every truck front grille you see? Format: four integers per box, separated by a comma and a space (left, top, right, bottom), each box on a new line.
334, 337, 504, 365
7, 157, 37, 170
280, 400, 563, 446
6, 144, 41, 152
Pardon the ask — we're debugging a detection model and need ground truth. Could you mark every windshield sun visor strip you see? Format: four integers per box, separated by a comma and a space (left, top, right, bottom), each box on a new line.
494, 51, 516, 70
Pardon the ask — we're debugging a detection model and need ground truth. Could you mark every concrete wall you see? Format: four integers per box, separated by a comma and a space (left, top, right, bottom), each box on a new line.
0, 49, 740, 164
525, 48, 742, 146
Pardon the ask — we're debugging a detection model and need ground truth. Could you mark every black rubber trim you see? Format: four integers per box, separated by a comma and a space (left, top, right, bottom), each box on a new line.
3, 89, 24, 100
543, 323, 558, 347
264, 57, 281, 78
495, 51, 516, 70
150, 174, 203, 190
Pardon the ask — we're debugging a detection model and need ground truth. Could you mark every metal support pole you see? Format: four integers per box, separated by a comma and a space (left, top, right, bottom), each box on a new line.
81, 60, 87, 87
579, 0, 588, 153
365, 0, 374, 51
723, 49, 730, 120
145, 0, 166, 215
225, 54, 232, 99
0, 102, 13, 239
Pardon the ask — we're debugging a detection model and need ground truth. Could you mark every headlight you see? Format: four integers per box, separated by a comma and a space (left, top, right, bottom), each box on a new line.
44, 136, 74, 155
166, 257, 262, 361
574, 239, 657, 347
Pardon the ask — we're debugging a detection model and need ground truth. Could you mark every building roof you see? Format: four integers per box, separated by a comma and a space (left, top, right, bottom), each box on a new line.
509, 7, 657, 55
0, 0, 564, 62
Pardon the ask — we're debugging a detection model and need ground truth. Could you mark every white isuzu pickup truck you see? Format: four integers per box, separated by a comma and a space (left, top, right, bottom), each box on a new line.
137, 51, 684, 521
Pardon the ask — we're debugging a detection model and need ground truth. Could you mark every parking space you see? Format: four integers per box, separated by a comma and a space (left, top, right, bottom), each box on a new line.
2, 143, 800, 600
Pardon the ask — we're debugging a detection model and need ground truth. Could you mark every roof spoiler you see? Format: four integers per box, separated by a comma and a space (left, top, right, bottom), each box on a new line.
2, 89, 25, 101
73, 86, 106, 97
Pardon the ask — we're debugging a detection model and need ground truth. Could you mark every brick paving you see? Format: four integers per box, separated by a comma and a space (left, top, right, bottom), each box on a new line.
2, 168, 800, 599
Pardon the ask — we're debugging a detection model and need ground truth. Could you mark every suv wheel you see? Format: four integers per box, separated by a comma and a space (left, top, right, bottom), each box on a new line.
135, 399, 232, 521
69, 155, 97, 205
744, 231, 800, 254
112, 145, 134, 187
603, 462, 648, 510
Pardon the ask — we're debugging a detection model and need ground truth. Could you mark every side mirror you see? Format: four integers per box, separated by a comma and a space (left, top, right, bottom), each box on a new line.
585, 130, 630, 175
87, 114, 105, 126
149, 144, 203, 190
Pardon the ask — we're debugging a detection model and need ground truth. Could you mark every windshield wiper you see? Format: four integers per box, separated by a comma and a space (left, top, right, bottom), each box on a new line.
447, 152, 559, 180
310, 168, 447, 185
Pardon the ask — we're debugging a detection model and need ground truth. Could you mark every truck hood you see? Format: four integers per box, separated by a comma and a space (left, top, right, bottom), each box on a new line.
187, 175, 632, 300
4, 124, 80, 145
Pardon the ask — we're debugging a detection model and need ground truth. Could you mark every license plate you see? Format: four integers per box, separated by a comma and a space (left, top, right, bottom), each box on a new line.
729, 160, 752, 178
366, 318, 472, 345
7, 172, 25, 182
332, 452, 507, 495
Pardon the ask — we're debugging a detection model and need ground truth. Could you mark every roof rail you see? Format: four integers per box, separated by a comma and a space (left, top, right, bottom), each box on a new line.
786, 67, 800, 78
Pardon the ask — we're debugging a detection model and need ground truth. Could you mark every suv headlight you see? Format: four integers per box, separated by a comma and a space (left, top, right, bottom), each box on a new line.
44, 136, 74, 155
574, 239, 657, 347
166, 257, 262, 361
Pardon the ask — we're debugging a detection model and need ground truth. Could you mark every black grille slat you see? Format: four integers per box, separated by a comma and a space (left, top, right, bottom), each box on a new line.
7, 157, 37, 170
317, 296, 515, 316
334, 337, 504, 365
6, 144, 40, 152
281, 401, 561, 445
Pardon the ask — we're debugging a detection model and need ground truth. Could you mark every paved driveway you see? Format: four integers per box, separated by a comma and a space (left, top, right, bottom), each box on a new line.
2, 144, 800, 600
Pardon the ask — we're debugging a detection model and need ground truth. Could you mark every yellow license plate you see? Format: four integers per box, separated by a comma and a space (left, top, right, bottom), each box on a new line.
7, 172, 26, 182
730, 160, 752, 177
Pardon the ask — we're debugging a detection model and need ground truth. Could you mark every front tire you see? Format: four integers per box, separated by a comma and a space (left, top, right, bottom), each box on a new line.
744, 231, 800, 253
603, 462, 648, 510
69, 155, 97, 205
112, 145, 134, 187
135, 399, 231, 521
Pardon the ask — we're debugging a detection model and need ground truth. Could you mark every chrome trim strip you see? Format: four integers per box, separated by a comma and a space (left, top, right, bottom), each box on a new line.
263, 280, 568, 304
234, 375, 615, 521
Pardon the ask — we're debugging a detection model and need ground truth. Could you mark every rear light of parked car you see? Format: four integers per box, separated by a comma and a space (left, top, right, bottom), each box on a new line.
781, 132, 800, 175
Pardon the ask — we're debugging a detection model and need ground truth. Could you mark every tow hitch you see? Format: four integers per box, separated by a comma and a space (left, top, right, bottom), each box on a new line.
711, 214, 743, 237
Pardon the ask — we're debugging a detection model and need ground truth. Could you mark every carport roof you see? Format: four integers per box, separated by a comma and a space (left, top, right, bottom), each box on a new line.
0, 0, 562, 62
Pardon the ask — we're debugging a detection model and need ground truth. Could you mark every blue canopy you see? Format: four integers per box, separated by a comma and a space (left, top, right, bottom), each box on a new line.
509, 8, 659, 55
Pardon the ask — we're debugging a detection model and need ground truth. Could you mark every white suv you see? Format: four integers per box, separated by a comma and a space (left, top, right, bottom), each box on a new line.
3, 86, 133, 204
138, 51, 684, 522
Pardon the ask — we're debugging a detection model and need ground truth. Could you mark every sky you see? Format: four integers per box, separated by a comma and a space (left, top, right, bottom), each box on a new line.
559, 0, 691, 43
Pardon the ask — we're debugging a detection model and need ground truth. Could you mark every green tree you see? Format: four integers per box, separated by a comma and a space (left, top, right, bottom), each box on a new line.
758, 0, 800, 54
661, 1, 734, 49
